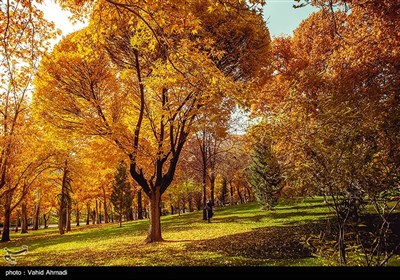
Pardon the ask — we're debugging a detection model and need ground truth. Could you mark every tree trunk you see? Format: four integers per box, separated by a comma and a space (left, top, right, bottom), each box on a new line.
103, 189, 109, 223
86, 203, 90, 225
210, 173, 216, 206
91, 210, 95, 225
137, 189, 143, 220
59, 161, 69, 235
32, 201, 40, 230
237, 186, 244, 204
21, 202, 28, 234
1, 202, 11, 242
230, 182, 234, 205
76, 206, 80, 226
95, 199, 100, 224
338, 223, 347, 265
145, 188, 163, 243
66, 200, 72, 232
43, 214, 49, 229
119, 199, 122, 227
202, 178, 207, 220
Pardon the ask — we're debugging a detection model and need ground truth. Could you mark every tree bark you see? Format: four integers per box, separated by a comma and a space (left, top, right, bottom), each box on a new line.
66, 200, 72, 232
237, 186, 244, 204
210, 173, 216, 206
95, 199, 100, 224
86, 203, 90, 225
137, 189, 143, 220
32, 201, 40, 230
1, 202, 11, 242
145, 188, 163, 243
76, 206, 80, 226
21, 202, 28, 233
230, 182, 234, 205
102, 188, 109, 223
43, 213, 49, 229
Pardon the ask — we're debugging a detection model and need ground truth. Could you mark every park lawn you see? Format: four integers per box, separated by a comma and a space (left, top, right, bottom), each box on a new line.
0, 197, 397, 266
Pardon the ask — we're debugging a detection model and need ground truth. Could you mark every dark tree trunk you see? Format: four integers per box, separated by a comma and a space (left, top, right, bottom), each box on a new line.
59, 161, 69, 235
230, 182, 234, 205
95, 200, 100, 224
170, 204, 174, 215
202, 177, 207, 220
145, 188, 163, 243
1, 203, 11, 242
86, 203, 90, 225
237, 186, 244, 204
32, 201, 40, 230
76, 206, 80, 226
119, 200, 122, 227
210, 173, 216, 206
66, 200, 72, 232
91, 210, 95, 225
103, 188, 109, 223
137, 189, 143, 220
21, 202, 28, 234
128, 207, 134, 221
43, 214, 49, 229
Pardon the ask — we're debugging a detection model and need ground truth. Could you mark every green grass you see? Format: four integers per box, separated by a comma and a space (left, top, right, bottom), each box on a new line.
0, 197, 397, 266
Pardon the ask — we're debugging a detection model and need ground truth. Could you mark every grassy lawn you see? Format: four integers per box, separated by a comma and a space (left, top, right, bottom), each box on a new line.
0, 197, 398, 266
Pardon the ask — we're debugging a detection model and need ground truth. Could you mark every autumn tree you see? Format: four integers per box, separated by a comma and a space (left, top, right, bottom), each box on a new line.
35, 0, 269, 242
0, 0, 57, 242
254, 1, 400, 264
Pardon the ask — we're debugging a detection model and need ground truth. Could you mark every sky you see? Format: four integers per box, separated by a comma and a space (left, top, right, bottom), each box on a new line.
263, 0, 318, 37
41, 0, 317, 38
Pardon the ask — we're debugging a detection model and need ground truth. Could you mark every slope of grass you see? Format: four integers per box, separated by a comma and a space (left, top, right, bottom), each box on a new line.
0, 197, 396, 266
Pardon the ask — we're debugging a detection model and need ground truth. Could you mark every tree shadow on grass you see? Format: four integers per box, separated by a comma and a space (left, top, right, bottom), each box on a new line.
276, 203, 328, 211
185, 222, 326, 260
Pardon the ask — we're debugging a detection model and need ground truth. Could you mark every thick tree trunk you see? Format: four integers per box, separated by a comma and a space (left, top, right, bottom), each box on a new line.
145, 188, 163, 243
86, 203, 90, 225
137, 190, 143, 220
21, 202, 28, 233
32, 201, 40, 230
1, 203, 11, 242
